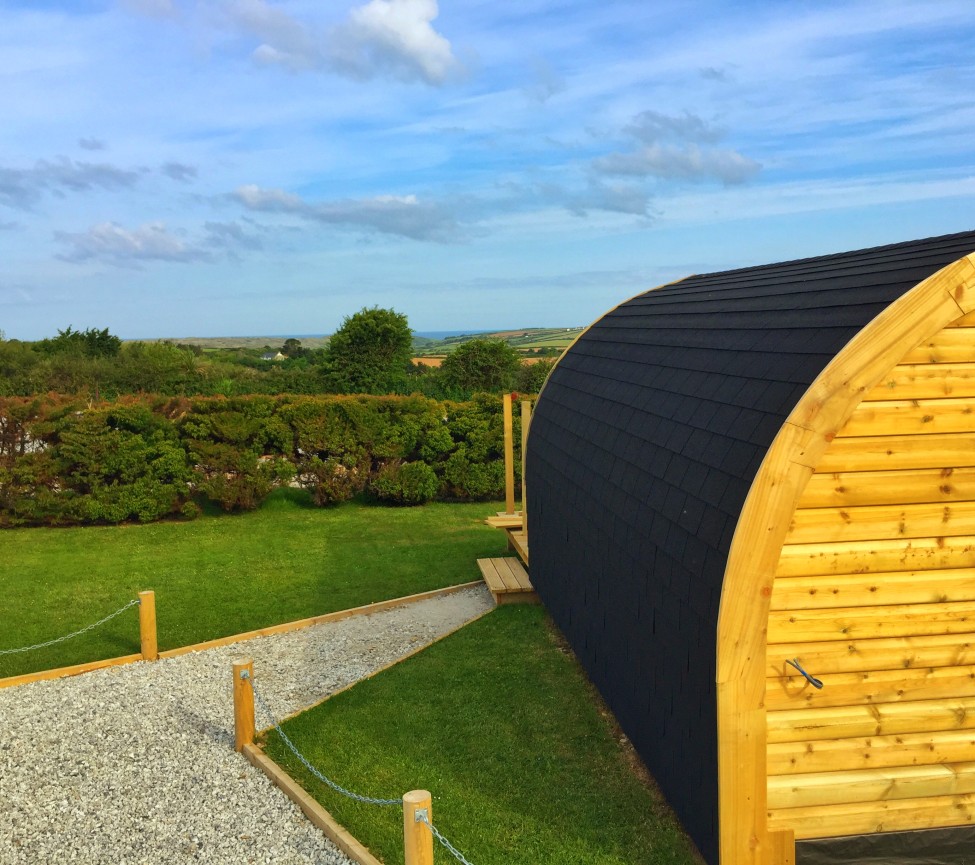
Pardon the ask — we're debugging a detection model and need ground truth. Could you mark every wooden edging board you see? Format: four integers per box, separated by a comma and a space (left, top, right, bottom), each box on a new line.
0, 581, 484, 690
243, 743, 385, 865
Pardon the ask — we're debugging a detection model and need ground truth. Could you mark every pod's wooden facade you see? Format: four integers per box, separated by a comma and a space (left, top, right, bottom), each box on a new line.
524, 231, 975, 864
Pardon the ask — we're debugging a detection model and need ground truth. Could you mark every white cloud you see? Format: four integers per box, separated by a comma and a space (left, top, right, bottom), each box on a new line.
332, 0, 457, 85
0, 158, 140, 209
233, 184, 460, 241
594, 144, 760, 185
591, 110, 761, 186
226, 0, 457, 84
78, 137, 107, 151
55, 222, 210, 265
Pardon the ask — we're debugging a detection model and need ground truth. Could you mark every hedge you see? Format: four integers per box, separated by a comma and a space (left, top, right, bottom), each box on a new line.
0, 392, 525, 526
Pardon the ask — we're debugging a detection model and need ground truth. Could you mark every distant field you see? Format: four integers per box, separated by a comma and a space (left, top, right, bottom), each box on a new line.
132, 328, 583, 354
137, 335, 330, 350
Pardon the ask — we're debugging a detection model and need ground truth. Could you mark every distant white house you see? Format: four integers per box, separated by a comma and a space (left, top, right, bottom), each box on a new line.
261, 351, 286, 361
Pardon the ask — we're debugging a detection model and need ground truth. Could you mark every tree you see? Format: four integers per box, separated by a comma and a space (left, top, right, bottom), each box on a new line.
36, 326, 122, 358
280, 338, 307, 358
324, 307, 413, 394
438, 338, 521, 395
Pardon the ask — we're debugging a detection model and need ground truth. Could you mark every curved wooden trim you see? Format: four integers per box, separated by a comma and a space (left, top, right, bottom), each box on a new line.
715, 252, 975, 865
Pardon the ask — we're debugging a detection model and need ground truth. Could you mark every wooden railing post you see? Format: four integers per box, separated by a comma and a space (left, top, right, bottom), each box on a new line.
233, 658, 255, 752
402, 789, 433, 865
138, 590, 158, 661
520, 399, 531, 514
503, 393, 515, 515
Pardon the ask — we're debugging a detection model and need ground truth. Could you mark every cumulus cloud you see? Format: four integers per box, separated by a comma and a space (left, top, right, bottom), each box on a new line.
592, 110, 761, 186
234, 184, 460, 241
0, 158, 140, 209
330, 0, 458, 84
55, 222, 210, 265
161, 162, 198, 183
227, 0, 457, 84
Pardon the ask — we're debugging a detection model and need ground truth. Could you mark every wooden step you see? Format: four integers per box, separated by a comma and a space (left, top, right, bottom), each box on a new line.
476, 557, 538, 605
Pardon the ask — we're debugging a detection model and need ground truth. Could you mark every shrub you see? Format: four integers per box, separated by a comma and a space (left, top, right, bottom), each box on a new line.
371, 460, 439, 505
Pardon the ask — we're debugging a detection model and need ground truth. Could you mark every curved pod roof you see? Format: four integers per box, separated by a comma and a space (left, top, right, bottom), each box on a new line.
524, 231, 975, 865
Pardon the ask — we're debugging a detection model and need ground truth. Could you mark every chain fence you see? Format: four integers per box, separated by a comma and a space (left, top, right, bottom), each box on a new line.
247, 672, 478, 864
416, 811, 477, 865
247, 674, 401, 806
0, 597, 141, 657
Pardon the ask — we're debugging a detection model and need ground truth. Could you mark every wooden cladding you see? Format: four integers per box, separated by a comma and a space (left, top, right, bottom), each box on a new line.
768, 306, 975, 841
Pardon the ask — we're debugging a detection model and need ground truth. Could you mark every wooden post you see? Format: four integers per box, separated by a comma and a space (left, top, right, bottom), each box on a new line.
233, 658, 255, 752
138, 590, 158, 661
402, 789, 433, 865
503, 393, 515, 515
520, 399, 531, 515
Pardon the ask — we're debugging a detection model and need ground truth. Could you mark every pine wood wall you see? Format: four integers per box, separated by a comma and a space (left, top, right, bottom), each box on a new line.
766, 308, 975, 840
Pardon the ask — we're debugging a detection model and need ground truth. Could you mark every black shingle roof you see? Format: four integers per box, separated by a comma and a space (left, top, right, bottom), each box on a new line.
525, 230, 975, 865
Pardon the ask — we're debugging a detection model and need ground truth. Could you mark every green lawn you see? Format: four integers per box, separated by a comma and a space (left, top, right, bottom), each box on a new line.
0, 491, 506, 678
263, 605, 700, 865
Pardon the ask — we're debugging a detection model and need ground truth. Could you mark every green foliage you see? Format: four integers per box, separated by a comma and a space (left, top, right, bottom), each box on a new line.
438, 338, 522, 395
0, 402, 193, 526
0, 391, 524, 524
324, 307, 413, 394
35, 326, 122, 358
370, 460, 439, 505
516, 358, 556, 393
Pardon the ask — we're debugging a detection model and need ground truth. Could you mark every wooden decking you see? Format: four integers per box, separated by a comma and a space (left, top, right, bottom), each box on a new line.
484, 512, 523, 529
506, 529, 529, 565
476, 557, 538, 605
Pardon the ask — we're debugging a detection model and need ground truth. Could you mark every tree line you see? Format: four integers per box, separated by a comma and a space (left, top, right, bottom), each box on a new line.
0, 391, 525, 527
0, 308, 554, 400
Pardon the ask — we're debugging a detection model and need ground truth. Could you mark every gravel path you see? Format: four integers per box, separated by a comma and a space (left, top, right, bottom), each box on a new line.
0, 585, 494, 865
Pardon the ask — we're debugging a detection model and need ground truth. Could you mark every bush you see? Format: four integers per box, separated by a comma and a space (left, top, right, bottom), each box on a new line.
371, 460, 439, 505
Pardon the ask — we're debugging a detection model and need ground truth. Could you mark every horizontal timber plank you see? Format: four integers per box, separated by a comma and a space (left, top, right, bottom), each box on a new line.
816, 432, 975, 473
901, 327, 975, 364
767, 697, 975, 744
863, 363, 975, 401
767, 792, 975, 839
946, 309, 975, 327
785, 501, 975, 545
768, 600, 975, 642
798, 467, 975, 508
767, 761, 975, 810
766, 631, 975, 676
775, 534, 975, 577
771, 569, 975, 611
839, 397, 975, 437
768, 727, 975, 775
766, 663, 975, 711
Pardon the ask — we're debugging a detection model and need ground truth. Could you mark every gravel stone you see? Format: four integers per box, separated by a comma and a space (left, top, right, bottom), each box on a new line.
0, 586, 494, 865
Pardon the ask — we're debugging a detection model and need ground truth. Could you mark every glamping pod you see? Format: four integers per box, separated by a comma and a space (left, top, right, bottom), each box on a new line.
524, 231, 975, 865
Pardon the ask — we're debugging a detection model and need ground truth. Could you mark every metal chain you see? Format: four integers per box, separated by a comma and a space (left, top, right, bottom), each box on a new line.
247, 675, 401, 806
417, 812, 476, 865
0, 597, 141, 657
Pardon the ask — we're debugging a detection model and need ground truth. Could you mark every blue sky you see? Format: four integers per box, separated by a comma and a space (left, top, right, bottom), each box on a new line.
2, 0, 975, 340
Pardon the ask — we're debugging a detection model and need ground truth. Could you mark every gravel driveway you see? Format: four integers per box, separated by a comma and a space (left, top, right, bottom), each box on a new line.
0, 585, 494, 865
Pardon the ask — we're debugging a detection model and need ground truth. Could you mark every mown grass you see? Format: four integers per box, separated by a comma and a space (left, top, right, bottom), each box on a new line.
263, 605, 701, 865
0, 490, 506, 678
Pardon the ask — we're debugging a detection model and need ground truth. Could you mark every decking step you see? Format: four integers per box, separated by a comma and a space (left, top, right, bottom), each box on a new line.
476, 557, 538, 605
